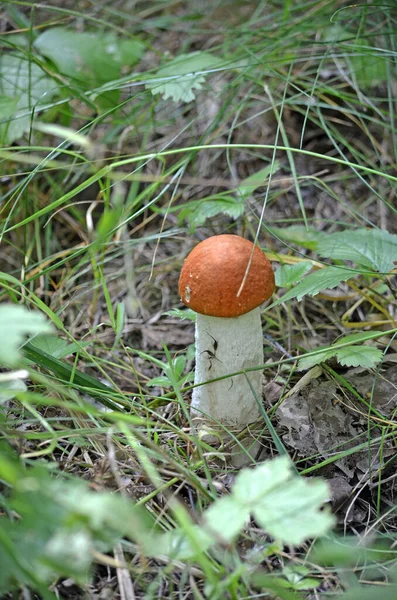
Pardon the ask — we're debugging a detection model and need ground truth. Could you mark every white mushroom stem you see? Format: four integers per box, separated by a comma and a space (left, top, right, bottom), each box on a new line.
191, 308, 264, 430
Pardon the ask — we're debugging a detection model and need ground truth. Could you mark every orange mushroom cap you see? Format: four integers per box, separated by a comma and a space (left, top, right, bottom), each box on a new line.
178, 234, 275, 318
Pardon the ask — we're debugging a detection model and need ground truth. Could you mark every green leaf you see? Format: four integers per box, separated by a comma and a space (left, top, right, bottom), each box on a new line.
271, 266, 353, 306
297, 336, 384, 371
35, 28, 144, 88
164, 308, 196, 321
0, 455, 154, 593
275, 262, 312, 288
203, 496, 250, 543
236, 162, 280, 200
297, 349, 335, 371
335, 346, 383, 369
146, 376, 172, 388
179, 195, 244, 231
0, 54, 58, 143
0, 305, 54, 367
317, 228, 397, 273
269, 225, 322, 250
206, 457, 333, 546
27, 335, 90, 359
251, 476, 333, 545
146, 51, 222, 103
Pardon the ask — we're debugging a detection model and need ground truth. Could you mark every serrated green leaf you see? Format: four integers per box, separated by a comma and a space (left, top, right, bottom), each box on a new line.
275, 262, 312, 288
35, 28, 144, 88
145, 51, 222, 103
298, 343, 383, 371
237, 162, 280, 200
205, 457, 333, 546
271, 266, 353, 306
269, 225, 322, 250
233, 457, 292, 505
0, 54, 58, 143
179, 196, 244, 230
0, 305, 54, 367
317, 228, 397, 273
252, 476, 333, 545
335, 346, 383, 368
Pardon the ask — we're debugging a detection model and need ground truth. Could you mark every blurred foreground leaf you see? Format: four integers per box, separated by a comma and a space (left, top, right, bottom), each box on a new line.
0, 447, 154, 594
0, 304, 54, 367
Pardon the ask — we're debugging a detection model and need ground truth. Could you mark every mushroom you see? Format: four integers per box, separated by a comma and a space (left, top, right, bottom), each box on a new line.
179, 234, 275, 444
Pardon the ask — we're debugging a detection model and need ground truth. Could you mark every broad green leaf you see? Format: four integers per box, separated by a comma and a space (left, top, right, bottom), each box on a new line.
335, 346, 383, 369
35, 28, 144, 87
269, 225, 322, 250
271, 266, 354, 306
146, 51, 222, 102
0, 304, 54, 367
275, 262, 312, 288
179, 195, 244, 230
0, 54, 58, 143
317, 228, 397, 273
237, 162, 280, 200
28, 334, 89, 359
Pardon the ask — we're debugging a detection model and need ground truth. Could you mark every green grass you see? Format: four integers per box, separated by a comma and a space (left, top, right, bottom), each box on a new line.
1, 0, 397, 598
